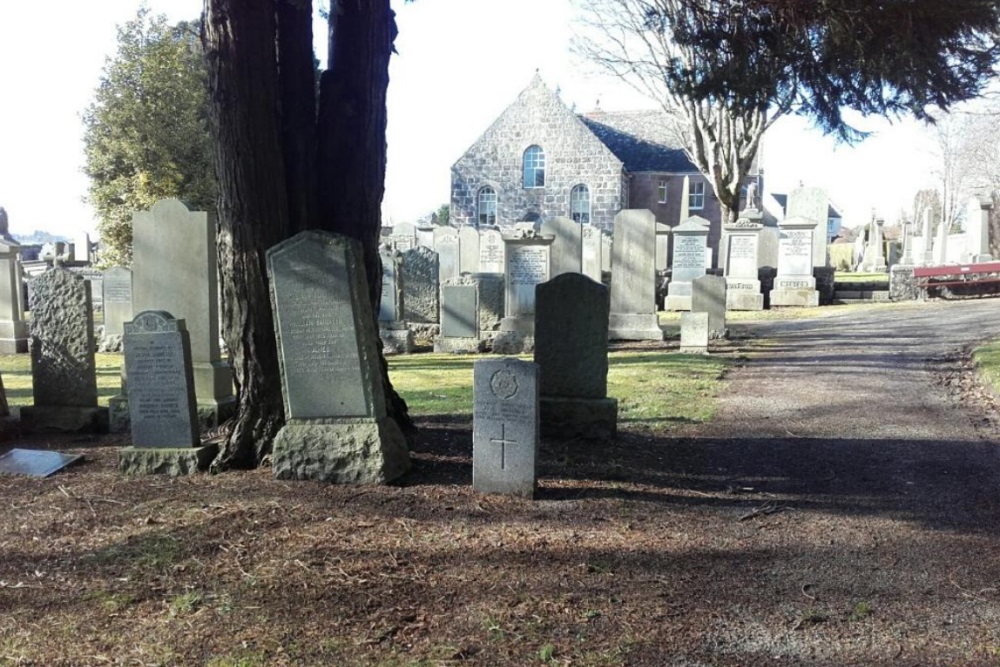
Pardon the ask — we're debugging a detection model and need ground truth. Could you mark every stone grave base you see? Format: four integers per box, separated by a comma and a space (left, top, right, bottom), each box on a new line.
500, 316, 534, 336
889, 266, 919, 301
0, 320, 28, 354
491, 331, 534, 355
20, 406, 109, 433
196, 396, 237, 430
540, 396, 617, 441
118, 444, 218, 476
407, 323, 440, 343
608, 313, 664, 341
726, 281, 764, 311
108, 394, 130, 433
379, 325, 415, 355
272, 417, 410, 484
664, 294, 692, 311
433, 336, 484, 354
769, 288, 819, 308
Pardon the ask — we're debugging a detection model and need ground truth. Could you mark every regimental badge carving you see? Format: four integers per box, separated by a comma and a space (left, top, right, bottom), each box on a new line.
490, 369, 519, 400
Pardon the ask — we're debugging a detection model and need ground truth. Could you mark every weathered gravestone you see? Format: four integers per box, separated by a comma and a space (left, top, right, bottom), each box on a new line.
401, 246, 439, 324
769, 216, 820, 307
721, 212, 764, 310
473, 357, 538, 498
386, 221, 417, 252
691, 274, 727, 339
267, 231, 410, 484
100, 266, 133, 353
609, 209, 663, 340
458, 225, 481, 274
435, 231, 460, 283
934, 215, 950, 266
493, 231, 553, 354
378, 246, 414, 354
0, 239, 27, 354
535, 274, 617, 440
966, 194, 994, 262
785, 185, 831, 267
679, 311, 709, 354
436, 282, 480, 353
118, 311, 214, 475
479, 228, 505, 274
132, 199, 234, 425
21, 268, 107, 432
540, 216, 582, 277
665, 216, 710, 311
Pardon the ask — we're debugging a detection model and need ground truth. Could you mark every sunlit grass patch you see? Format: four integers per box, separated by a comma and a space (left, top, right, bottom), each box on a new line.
973, 336, 1000, 396
0, 352, 122, 407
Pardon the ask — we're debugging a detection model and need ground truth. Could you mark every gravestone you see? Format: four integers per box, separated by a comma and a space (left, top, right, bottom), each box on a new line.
473, 357, 538, 498
769, 216, 820, 307
132, 199, 234, 425
535, 274, 617, 440
118, 311, 214, 475
691, 275, 727, 339
74, 232, 92, 264
267, 230, 410, 483
679, 312, 709, 354
102, 266, 133, 336
860, 218, 887, 272
500, 232, 552, 335
581, 224, 603, 281
0, 240, 27, 353
436, 282, 480, 353
387, 221, 417, 252
786, 185, 830, 267
458, 225, 481, 274
665, 216, 710, 311
540, 216, 582, 277
655, 222, 671, 271
436, 232, 460, 283
935, 215, 950, 266
920, 208, 935, 266
21, 268, 107, 432
601, 233, 612, 275
722, 212, 764, 310
966, 195, 994, 262
479, 228, 505, 273
609, 209, 662, 340
400, 246, 439, 324
899, 222, 915, 265
378, 246, 414, 355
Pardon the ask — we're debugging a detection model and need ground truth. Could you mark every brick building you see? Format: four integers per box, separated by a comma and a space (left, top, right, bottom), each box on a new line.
450, 74, 745, 262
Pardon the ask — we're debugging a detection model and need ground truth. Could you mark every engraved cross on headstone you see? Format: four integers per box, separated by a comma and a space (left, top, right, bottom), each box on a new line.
490, 424, 518, 470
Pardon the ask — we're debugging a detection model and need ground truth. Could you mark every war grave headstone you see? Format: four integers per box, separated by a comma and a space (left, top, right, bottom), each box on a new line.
679, 311, 710, 354
496, 231, 553, 351
479, 228, 505, 274
21, 269, 107, 432
691, 275, 727, 339
609, 209, 663, 340
722, 212, 764, 310
378, 246, 415, 355
785, 185, 831, 268
118, 311, 213, 475
966, 195, 994, 262
769, 216, 820, 307
535, 274, 617, 440
401, 246, 439, 324
665, 216, 710, 311
131, 199, 234, 426
0, 239, 27, 354
581, 224, 603, 281
458, 225, 481, 274
268, 230, 410, 483
540, 216, 582, 277
472, 357, 538, 498
435, 231, 460, 283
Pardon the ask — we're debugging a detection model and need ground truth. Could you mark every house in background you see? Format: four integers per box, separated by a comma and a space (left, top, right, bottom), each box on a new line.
450, 74, 753, 263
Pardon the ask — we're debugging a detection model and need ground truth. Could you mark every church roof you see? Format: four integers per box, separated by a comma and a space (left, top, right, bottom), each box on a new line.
579, 110, 696, 173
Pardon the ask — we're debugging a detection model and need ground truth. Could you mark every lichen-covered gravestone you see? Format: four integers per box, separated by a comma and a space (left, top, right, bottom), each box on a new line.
118, 311, 214, 475
534, 274, 617, 440
400, 246, 439, 324
21, 268, 107, 432
267, 230, 410, 484
473, 357, 538, 498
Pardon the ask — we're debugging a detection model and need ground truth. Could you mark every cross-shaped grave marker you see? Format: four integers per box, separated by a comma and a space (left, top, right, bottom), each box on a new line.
489, 423, 517, 470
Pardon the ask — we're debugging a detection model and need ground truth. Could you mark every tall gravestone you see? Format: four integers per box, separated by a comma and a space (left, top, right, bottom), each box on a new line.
0, 240, 27, 353
665, 216, 710, 311
132, 199, 234, 425
21, 269, 107, 432
102, 266, 133, 337
540, 216, 582, 277
268, 231, 410, 483
769, 216, 820, 307
535, 274, 617, 440
935, 216, 950, 266
691, 275, 727, 339
899, 222, 915, 265
966, 195, 995, 262
786, 185, 831, 267
722, 212, 764, 310
609, 210, 662, 340
401, 246, 439, 324
479, 228, 505, 273
118, 311, 213, 475
435, 231, 460, 283
473, 357, 538, 498
920, 208, 935, 266
581, 224, 603, 281
387, 221, 417, 252
860, 218, 887, 272
500, 232, 552, 335
458, 225, 481, 274
378, 246, 414, 355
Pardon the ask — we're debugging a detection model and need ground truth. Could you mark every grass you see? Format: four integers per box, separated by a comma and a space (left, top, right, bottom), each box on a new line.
834, 272, 889, 283
388, 350, 728, 428
973, 336, 1000, 397
0, 352, 122, 408
658, 299, 917, 324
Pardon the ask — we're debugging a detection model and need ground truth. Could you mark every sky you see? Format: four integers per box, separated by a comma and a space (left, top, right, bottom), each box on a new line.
0, 0, 950, 240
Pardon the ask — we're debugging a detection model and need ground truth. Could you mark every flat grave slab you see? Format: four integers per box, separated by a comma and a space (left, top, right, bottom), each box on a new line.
0, 448, 83, 477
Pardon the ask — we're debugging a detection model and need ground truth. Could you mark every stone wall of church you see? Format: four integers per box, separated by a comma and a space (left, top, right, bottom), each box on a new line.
451, 78, 625, 231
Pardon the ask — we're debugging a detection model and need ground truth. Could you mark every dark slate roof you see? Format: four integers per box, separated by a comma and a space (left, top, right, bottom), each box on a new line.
579, 110, 696, 173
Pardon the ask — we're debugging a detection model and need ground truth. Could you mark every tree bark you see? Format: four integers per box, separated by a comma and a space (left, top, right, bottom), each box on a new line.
318, 0, 413, 432
203, 0, 289, 469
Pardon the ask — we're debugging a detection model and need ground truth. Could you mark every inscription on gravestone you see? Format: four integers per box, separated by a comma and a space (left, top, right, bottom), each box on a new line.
728, 236, 757, 277
780, 229, 812, 276
674, 235, 705, 269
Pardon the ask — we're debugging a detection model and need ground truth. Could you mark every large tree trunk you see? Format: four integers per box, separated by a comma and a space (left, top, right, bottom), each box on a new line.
318, 0, 413, 432
203, 0, 290, 469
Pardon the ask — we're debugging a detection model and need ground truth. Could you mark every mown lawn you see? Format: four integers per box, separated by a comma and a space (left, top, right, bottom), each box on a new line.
973, 336, 1000, 396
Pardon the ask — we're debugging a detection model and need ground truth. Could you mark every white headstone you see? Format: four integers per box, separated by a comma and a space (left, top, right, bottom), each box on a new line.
473, 357, 538, 498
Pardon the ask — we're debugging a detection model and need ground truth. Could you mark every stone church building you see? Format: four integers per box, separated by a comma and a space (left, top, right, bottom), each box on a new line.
450, 74, 735, 257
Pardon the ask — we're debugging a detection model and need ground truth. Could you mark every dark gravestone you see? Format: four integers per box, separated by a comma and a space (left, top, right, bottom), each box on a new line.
473, 357, 538, 498
268, 231, 410, 483
441, 285, 477, 338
